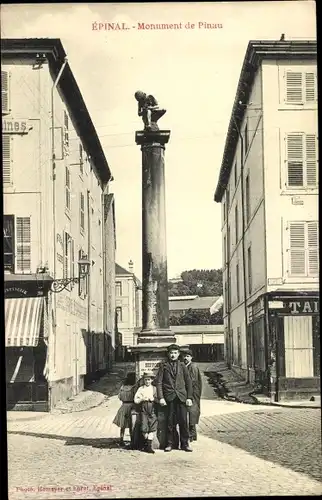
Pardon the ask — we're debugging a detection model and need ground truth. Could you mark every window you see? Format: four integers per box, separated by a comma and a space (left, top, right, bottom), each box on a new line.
285, 71, 317, 104
235, 204, 239, 244
234, 161, 237, 187
80, 193, 85, 232
79, 144, 84, 175
2, 135, 11, 184
3, 215, 14, 272
228, 273, 232, 310
237, 326, 242, 365
63, 110, 69, 157
116, 281, 122, 296
288, 221, 319, 277
70, 238, 75, 281
63, 232, 71, 279
16, 217, 31, 273
78, 249, 88, 297
236, 263, 240, 303
244, 123, 249, 153
65, 166, 71, 211
3, 216, 31, 273
247, 246, 252, 294
1, 70, 10, 114
116, 306, 123, 322
286, 133, 318, 188
245, 174, 250, 223
226, 188, 230, 217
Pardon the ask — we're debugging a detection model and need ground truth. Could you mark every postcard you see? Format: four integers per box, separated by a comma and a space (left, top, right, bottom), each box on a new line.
2, 1, 320, 499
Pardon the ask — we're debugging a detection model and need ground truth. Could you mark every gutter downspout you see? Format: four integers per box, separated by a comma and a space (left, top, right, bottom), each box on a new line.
233, 116, 249, 383
87, 189, 92, 377
50, 57, 68, 393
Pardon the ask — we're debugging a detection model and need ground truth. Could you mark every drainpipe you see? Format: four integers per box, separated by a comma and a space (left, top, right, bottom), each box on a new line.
51, 57, 68, 373
87, 189, 92, 377
232, 116, 249, 383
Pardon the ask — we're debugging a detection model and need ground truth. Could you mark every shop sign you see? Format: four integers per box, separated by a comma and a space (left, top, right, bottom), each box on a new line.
2, 119, 32, 134
4, 286, 28, 296
285, 300, 319, 314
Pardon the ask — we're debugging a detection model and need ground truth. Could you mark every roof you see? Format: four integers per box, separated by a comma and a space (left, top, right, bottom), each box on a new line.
115, 263, 131, 275
115, 263, 142, 288
214, 39, 317, 202
1, 38, 112, 185
169, 295, 199, 301
170, 325, 224, 334
169, 295, 220, 312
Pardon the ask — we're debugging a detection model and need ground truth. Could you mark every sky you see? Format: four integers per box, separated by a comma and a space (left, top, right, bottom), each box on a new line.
1, 1, 316, 280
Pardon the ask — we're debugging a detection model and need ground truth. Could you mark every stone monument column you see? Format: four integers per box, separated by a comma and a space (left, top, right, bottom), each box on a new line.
137, 129, 174, 344
129, 91, 188, 450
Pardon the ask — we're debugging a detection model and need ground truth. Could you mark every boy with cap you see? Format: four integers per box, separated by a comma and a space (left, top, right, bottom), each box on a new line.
134, 372, 158, 454
183, 349, 202, 441
155, 344, 193, 452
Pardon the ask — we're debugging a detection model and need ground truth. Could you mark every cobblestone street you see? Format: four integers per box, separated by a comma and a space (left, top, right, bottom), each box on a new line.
7, 364, 322, 499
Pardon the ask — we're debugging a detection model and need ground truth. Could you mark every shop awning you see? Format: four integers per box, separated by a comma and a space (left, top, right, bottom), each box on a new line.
5, 297, 44, 347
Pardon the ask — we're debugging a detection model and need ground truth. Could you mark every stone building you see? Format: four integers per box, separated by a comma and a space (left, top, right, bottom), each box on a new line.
214, 39, 319, 401
3, 38, 116, 410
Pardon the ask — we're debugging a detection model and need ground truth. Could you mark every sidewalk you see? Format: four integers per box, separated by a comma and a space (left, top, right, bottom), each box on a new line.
7, 362, 135, 422
203, 362, 321, 409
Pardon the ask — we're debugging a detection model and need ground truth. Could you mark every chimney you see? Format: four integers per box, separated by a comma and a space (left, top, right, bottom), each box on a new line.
128, 259, 134, 273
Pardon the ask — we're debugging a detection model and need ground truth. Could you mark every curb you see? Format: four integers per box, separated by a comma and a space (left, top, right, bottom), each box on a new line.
52, 393, 107, 415
249, 393, 321, 409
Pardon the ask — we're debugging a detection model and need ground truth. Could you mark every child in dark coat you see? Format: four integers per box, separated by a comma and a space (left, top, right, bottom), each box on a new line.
113, 372, 137, 446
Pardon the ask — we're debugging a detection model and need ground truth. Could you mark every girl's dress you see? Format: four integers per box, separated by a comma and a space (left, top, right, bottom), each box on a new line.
113, 384, 136, 429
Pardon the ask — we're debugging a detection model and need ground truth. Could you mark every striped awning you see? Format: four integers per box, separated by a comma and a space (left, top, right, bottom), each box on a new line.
5, 297, 44, 347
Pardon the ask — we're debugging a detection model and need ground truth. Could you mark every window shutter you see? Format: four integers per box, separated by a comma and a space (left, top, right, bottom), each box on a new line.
286, 134, 304, 187
79, 144, 84, 174
305, 72, 316, 102
63, 231, 69, 279
2, 135, 11, 184
307, 222, 319, 275
65, 166, 71, 210
286, 72, 303, 103
16, 217, 31, 273
70, 238, 75, 280
306, 134, 318, 186
1, 70, 10, 114
289, 222, 306, 275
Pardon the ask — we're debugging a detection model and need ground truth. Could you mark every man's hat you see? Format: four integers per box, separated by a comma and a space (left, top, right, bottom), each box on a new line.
184, 349, 193, 357
142, 371, 154, 379
167, 343, 180, 352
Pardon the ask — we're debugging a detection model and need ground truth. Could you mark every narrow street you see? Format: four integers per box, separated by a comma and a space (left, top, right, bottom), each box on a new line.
7, 363, 322, 498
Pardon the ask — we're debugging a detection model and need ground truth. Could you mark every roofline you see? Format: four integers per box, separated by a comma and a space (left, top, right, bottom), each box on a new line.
214, 39, 317, 203
1, 38, 112, 185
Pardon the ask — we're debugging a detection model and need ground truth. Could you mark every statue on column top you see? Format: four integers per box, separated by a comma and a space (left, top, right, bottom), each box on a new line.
135, 91, 166, 131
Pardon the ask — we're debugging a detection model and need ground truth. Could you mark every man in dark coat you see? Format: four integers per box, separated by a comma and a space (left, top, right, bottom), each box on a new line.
183, 350, 202, 441
155, 344, 193, 452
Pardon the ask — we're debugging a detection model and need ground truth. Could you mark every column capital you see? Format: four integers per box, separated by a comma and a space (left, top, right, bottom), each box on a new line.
135, 130, 171, 147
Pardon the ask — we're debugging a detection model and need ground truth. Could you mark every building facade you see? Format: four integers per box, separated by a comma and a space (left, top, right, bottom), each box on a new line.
2, 38, 116, 410
214, 40, 319, 401
115, 261, 142, 348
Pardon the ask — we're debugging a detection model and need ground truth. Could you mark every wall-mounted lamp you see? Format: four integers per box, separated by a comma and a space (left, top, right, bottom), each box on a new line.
50, 257, 91, 293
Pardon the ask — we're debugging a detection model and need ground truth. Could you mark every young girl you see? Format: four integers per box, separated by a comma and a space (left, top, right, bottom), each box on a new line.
113, 372, 137, 446
133, 372, 158, 454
